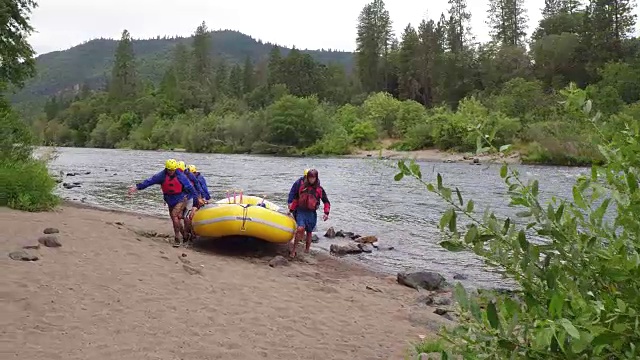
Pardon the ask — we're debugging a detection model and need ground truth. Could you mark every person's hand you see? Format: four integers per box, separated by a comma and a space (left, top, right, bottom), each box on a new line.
127, 186, 137, 196
198, 198, 205, 206
323, 214, 329, 221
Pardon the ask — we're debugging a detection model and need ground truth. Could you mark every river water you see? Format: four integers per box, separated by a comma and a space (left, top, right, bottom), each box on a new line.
41, 147, 588, 289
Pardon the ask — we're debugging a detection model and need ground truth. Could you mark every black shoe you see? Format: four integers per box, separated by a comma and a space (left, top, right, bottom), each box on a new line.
172, 237, 182, 247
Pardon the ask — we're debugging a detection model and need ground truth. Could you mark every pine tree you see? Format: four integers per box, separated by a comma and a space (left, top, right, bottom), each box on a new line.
242, 55, 254, 94
108, 29, 139, 101
398, 24, 420, 100
228, 64, 243, 98
355, 0, 393, 92
191, 21, 212, 86
487, 0, 529, 46
446, 0, 473, 53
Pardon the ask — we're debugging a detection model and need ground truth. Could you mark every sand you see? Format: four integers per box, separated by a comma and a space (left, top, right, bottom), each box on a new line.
350, 148, 521, 164
1, 203, 450, 359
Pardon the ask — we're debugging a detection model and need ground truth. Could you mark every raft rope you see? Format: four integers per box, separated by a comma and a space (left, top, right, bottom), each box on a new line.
240, 203, 249, 231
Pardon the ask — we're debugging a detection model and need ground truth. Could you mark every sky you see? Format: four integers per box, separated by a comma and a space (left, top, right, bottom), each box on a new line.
28, 0, 640, 56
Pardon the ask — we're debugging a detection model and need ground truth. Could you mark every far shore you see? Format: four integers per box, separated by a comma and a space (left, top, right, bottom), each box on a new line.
2, 202, 451, 359
348, 148, 522, 164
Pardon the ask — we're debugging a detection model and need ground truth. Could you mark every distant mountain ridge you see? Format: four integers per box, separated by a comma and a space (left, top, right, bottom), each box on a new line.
10, 30, 355, 104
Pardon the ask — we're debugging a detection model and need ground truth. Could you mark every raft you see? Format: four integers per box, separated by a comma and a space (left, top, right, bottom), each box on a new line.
192, 195, 296, 243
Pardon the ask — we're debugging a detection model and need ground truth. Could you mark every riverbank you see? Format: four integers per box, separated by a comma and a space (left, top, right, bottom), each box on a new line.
1, 203, 451, 359
349, 147, 522, 164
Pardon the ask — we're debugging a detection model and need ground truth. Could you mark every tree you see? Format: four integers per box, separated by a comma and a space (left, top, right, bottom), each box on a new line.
355, 0, 393, 92
487, 0, 529, 46
108, 30, 139, 101
0, 0, 38, 95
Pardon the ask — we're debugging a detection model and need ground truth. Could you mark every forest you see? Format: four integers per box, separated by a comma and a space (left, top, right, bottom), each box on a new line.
31, 0, 639, 166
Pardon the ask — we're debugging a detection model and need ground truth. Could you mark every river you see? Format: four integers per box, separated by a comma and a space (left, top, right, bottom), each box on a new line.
41, 146, 588, 290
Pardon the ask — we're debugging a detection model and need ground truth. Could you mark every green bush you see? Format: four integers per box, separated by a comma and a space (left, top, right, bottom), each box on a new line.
397, 84, 640, 359
0, 108, 59, 211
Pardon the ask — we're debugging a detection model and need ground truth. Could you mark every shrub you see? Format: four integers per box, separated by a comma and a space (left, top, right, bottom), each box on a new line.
396, 84, 640, 358
0, 108, 59, 211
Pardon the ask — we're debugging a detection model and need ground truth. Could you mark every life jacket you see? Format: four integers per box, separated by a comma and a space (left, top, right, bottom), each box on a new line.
297, 179, 322, 210
160, 172, 183, 195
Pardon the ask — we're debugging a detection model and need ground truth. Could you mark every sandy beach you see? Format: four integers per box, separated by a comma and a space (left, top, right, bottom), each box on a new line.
350, 147, 521, 164
1, 203, 450, 359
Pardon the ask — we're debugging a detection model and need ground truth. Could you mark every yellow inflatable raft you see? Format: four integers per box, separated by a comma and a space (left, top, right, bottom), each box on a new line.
192, 195, 296, 243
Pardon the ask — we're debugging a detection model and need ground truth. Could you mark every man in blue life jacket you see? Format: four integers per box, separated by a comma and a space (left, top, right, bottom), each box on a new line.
128, 159, 197, 247
287, 168, 330, 257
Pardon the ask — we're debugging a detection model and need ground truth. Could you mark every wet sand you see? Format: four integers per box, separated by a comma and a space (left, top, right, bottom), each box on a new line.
1, 203, 450, 359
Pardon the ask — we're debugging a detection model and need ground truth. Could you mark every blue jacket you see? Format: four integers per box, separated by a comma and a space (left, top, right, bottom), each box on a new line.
136, 169, 196, 207
194, 173, 211, 200
184, 170, 204, 198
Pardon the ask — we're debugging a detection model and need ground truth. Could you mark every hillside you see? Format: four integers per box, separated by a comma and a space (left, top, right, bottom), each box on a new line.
9, 30, 354, 105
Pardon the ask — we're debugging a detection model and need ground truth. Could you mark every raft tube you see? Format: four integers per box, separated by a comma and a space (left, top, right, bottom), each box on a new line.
192, 196, 296, 243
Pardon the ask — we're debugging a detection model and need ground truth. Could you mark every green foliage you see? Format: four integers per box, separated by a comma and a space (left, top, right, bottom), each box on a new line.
397, 89, 640, 358
0, 0, 59, 212
0, 108, 59, 211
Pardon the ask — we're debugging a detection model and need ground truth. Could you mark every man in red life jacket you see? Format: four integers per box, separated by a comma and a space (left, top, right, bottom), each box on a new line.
128, 159, 198, 247
287, 168, 330, 257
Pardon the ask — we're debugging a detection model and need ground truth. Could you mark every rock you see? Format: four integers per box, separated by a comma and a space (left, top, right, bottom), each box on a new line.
433, 307, 455, 321
182, 264, 202, 275
115, 221, 124, 226
22, 243, 40, 250
453, 273, 468, 280
335, 230, 355, 238
353, 235, 378, 244
473, 158, 479, 164
43, 227, 59, 234
269, 255, 289, 267
358, 243, 374, 253
9, 250, 38, 261
324, 227, 336, 238
38, 235, 62, 247
329, 243, 362, 255
397, 271, 446, 291
417, 294, 452, 306
62, 182, 81, 189
350, 234, 361, 240
311, 234, 319, 243
66, 172, 77, 176
84, 171, 91, 175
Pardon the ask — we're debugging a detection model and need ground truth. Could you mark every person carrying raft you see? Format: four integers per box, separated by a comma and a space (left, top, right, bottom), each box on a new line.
186, 164, 211, 206
287, 168, 330, 257
128, 159, 197, 247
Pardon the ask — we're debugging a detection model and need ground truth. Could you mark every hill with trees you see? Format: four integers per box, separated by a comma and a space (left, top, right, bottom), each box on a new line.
9, 29, 354, 105
27, 0, 640, 166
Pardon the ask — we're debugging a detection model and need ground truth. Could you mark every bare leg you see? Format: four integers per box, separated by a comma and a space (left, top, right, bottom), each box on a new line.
304, 232, 312, 253
291, 226, 304, 257
170, 214, 183, 247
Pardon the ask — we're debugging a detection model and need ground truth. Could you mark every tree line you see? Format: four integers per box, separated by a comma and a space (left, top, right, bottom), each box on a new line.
34, 0, 639, 166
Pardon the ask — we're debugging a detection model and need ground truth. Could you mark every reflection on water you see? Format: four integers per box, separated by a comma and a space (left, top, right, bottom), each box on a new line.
41, 147, 588, 289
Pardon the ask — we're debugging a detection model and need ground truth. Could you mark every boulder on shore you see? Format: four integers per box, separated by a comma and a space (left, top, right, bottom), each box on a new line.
397, 271, 446, 291
330, 243, 362, 255
324, 227, 336, 238
353, 235, 378, 244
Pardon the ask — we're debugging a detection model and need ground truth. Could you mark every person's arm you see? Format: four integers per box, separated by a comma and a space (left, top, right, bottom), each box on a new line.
177, 172, 197, 203
320, 187, 330, 216
198, 175, 211, 200
136, 171, 164, 190
287, 180, 300, 212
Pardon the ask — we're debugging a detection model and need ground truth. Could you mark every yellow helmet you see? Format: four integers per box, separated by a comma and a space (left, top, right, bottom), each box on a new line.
165, 159, 178, 171
187, 165, 197, 173
177, 161, 186, 171
304, 168, 310, 176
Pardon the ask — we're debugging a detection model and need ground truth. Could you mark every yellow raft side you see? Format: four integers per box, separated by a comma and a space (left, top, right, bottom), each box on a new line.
192, 203, 296, 243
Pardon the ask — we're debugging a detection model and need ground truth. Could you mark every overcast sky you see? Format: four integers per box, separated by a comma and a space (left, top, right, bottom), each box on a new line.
28, 0, 640, 55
